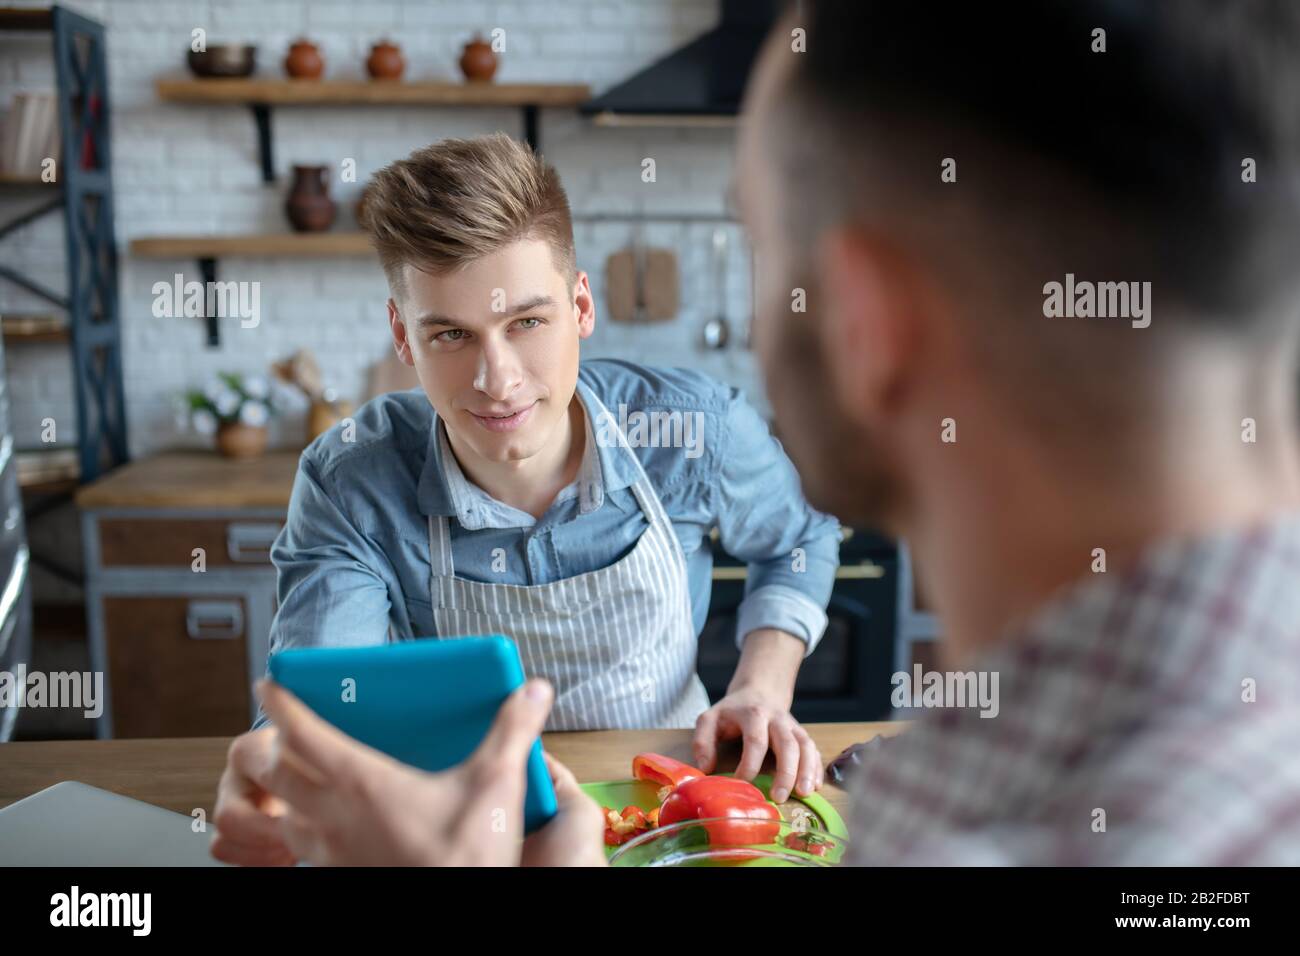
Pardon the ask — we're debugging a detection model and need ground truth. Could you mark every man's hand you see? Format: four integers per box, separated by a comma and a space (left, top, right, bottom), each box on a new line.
211, 726, 297, 866
521, 752, 607, 867
692, 628, 824, 803
215, 677, 605, 866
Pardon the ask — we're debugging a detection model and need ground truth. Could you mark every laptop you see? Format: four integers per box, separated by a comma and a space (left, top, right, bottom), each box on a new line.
0, 781, 226, 866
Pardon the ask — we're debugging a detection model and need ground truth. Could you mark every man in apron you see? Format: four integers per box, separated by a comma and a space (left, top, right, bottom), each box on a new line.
212, 134, 842, 865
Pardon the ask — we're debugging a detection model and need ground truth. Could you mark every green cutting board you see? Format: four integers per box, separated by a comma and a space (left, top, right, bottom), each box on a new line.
580, 773, 848, 865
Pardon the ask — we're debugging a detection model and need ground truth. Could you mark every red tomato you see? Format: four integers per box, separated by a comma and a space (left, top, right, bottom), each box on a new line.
658, 776, 782, 847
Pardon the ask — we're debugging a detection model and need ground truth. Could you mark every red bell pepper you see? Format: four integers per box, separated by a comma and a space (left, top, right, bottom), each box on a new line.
658, 776, 782, 847
631, 753, 704, 791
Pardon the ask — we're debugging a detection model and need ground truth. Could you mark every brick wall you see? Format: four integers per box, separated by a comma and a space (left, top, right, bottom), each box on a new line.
2, 0, 768, 600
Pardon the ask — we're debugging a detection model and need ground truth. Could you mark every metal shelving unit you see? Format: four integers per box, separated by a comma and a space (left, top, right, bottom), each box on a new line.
1, 4, 128, 593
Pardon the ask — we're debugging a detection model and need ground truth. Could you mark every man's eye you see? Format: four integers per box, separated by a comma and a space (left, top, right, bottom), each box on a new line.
435, 329, 467, 342
515, 317, 541, 330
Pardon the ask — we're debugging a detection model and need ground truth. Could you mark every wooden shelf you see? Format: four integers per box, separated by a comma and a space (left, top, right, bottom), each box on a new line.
0, 172, 57, 187
0, 7, 53, 31
15, 447, 80, 491
1, 313, 69, 343
130, 232, 373, 259
155, 77, 590, 107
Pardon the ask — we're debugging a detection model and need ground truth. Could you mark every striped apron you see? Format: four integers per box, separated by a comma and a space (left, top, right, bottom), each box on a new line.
426, 396, 712, 731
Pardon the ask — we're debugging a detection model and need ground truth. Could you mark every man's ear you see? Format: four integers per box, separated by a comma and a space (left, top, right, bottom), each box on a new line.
816, 228, 921, 429
388, 298, 415, 367
573, 270, 596, 339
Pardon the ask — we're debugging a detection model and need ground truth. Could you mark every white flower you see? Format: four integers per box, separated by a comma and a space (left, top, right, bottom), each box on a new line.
203, 379, 226, 403
239, 401, 269, 427
192, 408, 218, 436
171, 396, 191, 431
243, 375, 269, 400
214, 388, 241, 417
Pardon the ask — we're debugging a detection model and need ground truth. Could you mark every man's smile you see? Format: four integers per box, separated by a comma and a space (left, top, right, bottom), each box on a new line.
468, 400, 539, 432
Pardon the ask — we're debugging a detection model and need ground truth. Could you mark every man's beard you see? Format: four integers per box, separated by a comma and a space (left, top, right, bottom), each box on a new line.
761, 273, 904, 535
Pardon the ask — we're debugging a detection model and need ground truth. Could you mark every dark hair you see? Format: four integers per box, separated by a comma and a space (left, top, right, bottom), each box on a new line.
781, 0, 1300, 329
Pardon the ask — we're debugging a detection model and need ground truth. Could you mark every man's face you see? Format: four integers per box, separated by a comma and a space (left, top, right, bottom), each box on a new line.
389, 238, 594, 466
736, 30, 902, 529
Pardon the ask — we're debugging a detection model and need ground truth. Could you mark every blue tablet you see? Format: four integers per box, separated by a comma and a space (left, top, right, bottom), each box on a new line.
268, 635, 557, 835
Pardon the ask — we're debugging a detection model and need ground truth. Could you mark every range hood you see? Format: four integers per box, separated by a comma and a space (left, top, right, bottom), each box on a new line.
581, 0, 782, 124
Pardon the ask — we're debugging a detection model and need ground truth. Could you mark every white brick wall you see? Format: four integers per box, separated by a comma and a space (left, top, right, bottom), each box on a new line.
1, 0, 767, 477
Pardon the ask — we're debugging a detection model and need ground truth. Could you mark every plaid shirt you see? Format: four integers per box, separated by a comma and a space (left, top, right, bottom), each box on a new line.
847, 514, 1300, 865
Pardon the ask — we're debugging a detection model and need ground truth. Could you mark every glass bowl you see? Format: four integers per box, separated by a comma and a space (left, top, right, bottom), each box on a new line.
608, 818, 847, 867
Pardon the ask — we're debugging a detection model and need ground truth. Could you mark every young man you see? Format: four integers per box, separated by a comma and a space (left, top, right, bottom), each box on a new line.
211, 134, 841, 865
215, 0, 1300, 867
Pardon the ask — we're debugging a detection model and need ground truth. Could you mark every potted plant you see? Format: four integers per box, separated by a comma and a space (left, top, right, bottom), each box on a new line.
185, 372, 275, 459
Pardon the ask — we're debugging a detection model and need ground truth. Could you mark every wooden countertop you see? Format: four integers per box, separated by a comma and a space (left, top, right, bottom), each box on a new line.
75, 450, 301, 509
0, 722, 906, 823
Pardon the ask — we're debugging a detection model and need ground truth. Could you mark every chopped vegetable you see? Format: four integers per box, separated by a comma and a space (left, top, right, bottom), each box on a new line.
603, 805, 652, 847
783, 831, 832, 857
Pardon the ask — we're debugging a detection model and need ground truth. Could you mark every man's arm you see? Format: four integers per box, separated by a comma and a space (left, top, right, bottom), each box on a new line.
692, 389, 842, 800
251, 452, 394, 725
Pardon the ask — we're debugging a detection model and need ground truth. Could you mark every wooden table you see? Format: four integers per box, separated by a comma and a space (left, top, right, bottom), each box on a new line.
0, 722, 906, 822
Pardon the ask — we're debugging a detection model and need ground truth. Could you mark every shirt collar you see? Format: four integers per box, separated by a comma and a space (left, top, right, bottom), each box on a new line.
416, 378, 637, 522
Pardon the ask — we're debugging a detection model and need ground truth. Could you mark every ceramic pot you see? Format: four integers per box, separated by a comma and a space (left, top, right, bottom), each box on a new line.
285, 164, 336, 232
366, 40, 405, 80
216, 422, 267, 459
284, 39, 324, 79
459, 33, 497, 82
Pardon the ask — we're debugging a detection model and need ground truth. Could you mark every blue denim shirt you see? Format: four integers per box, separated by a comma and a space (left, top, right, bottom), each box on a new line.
263, 360, 841, 695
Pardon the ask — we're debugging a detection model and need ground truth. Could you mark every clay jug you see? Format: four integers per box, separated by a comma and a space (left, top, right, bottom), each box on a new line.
285, 165, 336, 233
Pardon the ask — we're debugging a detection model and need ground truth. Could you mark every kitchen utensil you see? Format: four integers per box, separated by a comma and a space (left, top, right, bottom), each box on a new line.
187, 44, 256, 78
604, 229, 679, 323
701, 228, 730, 349
609, 818, 847, 867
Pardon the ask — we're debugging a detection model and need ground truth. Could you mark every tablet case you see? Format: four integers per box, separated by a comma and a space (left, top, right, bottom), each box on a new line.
268, 635, 558, 835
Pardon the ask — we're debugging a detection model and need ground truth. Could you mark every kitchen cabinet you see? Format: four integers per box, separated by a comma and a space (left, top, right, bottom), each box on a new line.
76, 452, 297, 738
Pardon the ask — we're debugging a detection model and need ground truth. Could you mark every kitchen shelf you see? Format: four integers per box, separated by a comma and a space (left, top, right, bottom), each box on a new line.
0, 5, 127, 487
155, 78, 590, 107
131, 232, 372, 259
0, 172, 57, 187
154, 76, 591, 184
15, 447, 80, 490
1, 312, 69, 343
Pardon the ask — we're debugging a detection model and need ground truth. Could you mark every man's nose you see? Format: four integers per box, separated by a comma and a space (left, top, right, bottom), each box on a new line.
473, 338, 523, 401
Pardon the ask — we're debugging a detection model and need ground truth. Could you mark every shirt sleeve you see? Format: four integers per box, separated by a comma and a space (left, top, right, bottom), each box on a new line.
711, 389, 842, 657
252, 452, 395, 729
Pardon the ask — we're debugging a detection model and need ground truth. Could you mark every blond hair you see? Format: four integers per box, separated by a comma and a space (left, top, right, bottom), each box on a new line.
363, 133, 576, 298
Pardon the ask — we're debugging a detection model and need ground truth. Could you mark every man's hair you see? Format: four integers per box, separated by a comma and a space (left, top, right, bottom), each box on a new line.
773, 0, 1300, 340
363, 133, 576, 298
